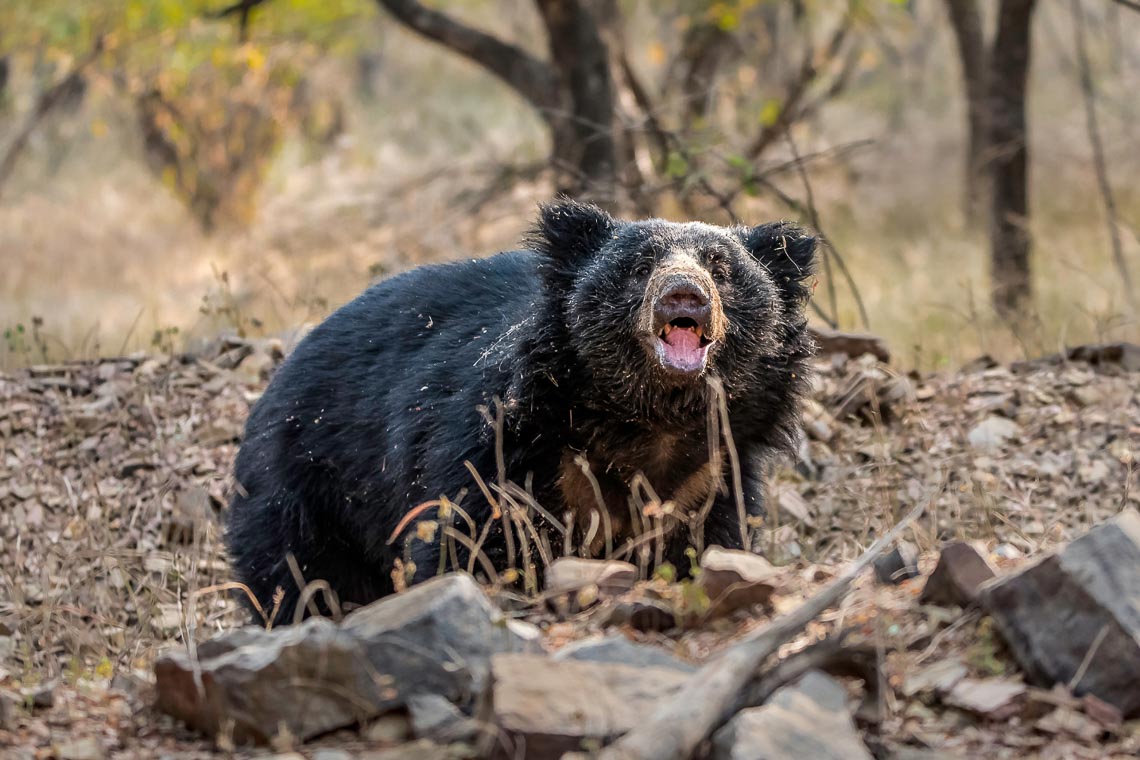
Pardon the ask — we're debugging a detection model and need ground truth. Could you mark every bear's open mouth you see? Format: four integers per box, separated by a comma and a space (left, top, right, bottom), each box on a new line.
655, 317, 713, 374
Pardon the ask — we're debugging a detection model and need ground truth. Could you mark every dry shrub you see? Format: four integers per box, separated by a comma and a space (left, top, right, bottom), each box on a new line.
134, 46, 340, 231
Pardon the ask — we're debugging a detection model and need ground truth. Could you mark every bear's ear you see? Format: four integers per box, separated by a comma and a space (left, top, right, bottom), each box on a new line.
738, 222, 817, 303
529, 199, 616, 266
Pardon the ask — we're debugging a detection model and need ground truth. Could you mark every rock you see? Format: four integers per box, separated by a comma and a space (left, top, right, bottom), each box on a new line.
53, 737, 105, 760
311, 750, 355, 760
31, 682, 55, 709
156, 618, 383, 744
1068, 385, 1103, 408
943, 678, 1026, 719
156, 574, 524, 743
899, 659, 968, 698
1035, 705, 1103, 742
598, 598, 677, 632
967, 416, 1020, 450
809, 327, 891, 364
0, 690, 13, 731
710, 670, 872, 760
919, 542, 995, 607
552, 634, 695, 673
1065, 342, 1140, 372
342, 573, 532, 705
407, 693, 481, 743
503, 619, 544, 653
873, 541, 920, 585
545, 557, 638, 598
490, 653, 688, 759
776, 487, 814, 528
980, 509, 1140, 717
363, 712, 412, 743
699, 547, 778, 616
194, 625, 279, 660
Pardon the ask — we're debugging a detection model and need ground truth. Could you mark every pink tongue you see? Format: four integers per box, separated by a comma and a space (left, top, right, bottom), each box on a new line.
664, 328, 700, 351
662, 328, 704, 367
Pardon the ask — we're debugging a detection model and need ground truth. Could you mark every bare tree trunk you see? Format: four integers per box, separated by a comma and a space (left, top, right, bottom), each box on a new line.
0, 56, 9, 106
943, 0, 990, 222
987, 0, 1036, 321
535, 0, 617, 204
372, 0, 616, 205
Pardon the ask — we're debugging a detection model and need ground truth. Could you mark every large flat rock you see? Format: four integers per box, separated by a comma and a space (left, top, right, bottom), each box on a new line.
710, 670, 871, 760
156, 573, 531, 744
980, 509, 1140, 717
489, 653, 688, 759
155, 618, 383, 744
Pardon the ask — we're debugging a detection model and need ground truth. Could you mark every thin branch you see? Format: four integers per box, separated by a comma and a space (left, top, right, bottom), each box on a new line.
1071, 0, 1136, 315
209, 0, 272, 41
785, 131, 871, 329
597, 498, 928, 760
744, 18, 852, 162
372, 0, 559, 116
1109, 0, 1140, 12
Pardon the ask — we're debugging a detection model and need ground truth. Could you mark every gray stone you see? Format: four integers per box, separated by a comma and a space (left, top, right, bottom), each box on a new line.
156, 573, 524, 744
967, 416, 1020, 450
311, 750, 355, 760
342, 573, 532, 704
552, 634, 695, 673
156, 618, 383, 744
943, 678, 1026, 719
545, 558, 638, 597
980, 509, 1140, 717
873, 541, 920, 585
711, 671, 871, 760
899, 659, 968, 698
919, 542, 995, 607
699, 547, 778, 617
490, 653, 688, 759
408, 694, 481, 743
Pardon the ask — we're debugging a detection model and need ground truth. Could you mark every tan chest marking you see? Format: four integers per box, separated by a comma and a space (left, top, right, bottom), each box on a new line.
557, 450, 723, 557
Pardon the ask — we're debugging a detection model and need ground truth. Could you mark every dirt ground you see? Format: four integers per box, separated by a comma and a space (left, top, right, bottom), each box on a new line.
1, 340, 1138, 758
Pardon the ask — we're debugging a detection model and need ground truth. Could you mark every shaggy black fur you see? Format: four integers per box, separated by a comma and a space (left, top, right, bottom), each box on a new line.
226, 200, 816, 623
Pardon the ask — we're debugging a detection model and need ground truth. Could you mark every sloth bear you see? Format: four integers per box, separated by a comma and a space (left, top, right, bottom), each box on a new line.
227, 200, 816, 623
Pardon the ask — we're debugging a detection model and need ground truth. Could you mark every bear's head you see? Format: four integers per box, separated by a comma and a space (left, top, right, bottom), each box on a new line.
529, 200, 817, 422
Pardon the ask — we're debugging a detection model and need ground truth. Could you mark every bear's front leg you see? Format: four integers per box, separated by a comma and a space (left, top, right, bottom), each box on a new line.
700, 454, 767, 553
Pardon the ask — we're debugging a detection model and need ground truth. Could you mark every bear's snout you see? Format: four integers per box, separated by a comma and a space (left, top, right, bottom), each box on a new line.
637, 261, 728, 377
655, 281, 711, 326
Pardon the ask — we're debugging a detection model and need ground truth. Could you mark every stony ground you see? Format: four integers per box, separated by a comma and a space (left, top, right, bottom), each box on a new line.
0, 338, 1138, 759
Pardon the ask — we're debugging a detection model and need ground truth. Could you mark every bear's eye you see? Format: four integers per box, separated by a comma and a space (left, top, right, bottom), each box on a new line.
633, 261, 653, 278
709, 259, 731, 281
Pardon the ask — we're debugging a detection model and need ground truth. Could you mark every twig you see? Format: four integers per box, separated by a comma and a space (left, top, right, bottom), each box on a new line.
1109, 0, 1140, 12
1068, 623, 1110, 691
784, 131, 871, 330
1071, 0, 1136, 316
597, 498, 927, 760
209, 0, 272, 41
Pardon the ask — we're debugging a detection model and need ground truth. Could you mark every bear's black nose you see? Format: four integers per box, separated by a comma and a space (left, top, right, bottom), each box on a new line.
656, 282, 711, 323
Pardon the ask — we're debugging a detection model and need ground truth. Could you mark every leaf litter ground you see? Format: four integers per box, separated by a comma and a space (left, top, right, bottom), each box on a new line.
1, 340, 1137, 758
